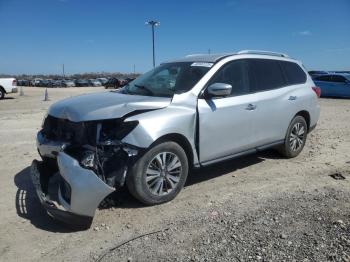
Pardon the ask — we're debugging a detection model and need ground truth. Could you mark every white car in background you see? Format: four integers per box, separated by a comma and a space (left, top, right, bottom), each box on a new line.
0, 78, 18, 99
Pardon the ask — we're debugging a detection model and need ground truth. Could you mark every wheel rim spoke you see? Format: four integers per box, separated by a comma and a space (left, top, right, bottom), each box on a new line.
289, 122, 305, 151
146, 168, 160, 176
165, 176, 175, 190
152, 178, 163, 194
168, 156, 181, 171
298, 126, 305, 136
167, 174, 180, 183
146, 152, 182, 196
149, 177, 160, 188
146, 174, 160, 182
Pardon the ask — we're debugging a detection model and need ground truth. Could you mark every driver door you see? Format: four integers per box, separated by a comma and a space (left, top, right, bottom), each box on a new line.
197, 59, 258, 164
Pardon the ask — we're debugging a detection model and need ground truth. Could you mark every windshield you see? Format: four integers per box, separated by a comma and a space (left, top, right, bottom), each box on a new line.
122, 62, 211, 97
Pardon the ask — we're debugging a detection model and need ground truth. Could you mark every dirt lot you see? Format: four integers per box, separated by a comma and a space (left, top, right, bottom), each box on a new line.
0, 87, 349, 262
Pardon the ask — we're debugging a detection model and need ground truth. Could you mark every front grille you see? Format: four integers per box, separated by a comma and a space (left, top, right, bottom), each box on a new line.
42, 115, 96, 145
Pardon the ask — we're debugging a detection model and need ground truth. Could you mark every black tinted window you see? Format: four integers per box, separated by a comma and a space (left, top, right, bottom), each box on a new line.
248, 59, 286, 92
209, 60, 250, 96
281, 61, 306, 85
315, 75, 332, 82
332, 75, 346, 83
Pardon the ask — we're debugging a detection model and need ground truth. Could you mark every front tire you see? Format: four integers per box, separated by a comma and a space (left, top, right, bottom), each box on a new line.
0, 87, 5, 99
127, 141, 189, 205
278, 115, 308, 158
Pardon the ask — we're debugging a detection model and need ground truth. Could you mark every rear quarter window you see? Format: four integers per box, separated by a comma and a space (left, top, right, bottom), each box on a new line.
248, 59, 286, 92
280, 61, 306, 85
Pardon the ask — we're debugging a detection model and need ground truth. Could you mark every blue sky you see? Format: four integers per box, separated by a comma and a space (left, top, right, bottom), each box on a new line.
0, 0, 349, 74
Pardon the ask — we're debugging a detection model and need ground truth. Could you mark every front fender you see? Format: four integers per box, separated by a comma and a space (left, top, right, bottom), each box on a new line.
122, 106, 199, 166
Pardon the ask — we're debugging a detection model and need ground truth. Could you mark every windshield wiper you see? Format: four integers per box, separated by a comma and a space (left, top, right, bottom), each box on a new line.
134, 84, 154, 96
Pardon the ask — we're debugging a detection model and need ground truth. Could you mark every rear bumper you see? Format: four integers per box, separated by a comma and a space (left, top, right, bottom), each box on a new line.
5, 87, 18, 94
30, 152, 115, 228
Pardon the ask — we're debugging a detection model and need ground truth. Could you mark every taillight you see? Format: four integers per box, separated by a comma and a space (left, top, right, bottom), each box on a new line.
312, 86, 321, 98
12, 80, 17, 86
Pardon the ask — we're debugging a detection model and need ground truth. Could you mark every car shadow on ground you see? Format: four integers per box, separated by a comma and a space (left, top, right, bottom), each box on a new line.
14, 149, 281, 232
2, 97, 15, 100
104, 149, 281, 208
14, 167, 79, 233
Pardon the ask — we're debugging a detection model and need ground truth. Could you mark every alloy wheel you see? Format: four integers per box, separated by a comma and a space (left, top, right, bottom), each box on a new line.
289, 122, 305, 151
145, 152, 182, 196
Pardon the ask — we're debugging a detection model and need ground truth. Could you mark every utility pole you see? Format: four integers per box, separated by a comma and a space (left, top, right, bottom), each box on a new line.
145, 20, 160, 68
62, 64, 65, 79
208, 48, 211, 54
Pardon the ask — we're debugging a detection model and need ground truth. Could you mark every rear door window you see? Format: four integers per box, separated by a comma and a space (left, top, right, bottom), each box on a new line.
280, 61, 306, 85
248, 59, 286, 92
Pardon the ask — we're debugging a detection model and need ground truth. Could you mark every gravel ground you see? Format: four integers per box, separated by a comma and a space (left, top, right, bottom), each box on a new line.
0, 87, 349, 262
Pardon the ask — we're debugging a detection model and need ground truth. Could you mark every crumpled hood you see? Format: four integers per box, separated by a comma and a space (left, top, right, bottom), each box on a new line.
48, 91, 172, 122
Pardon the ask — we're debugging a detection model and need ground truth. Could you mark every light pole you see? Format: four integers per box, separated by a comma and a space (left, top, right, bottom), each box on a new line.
145, 20, 160, 68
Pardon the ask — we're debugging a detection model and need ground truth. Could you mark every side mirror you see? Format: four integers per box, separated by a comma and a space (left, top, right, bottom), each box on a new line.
207, 83, 232, 97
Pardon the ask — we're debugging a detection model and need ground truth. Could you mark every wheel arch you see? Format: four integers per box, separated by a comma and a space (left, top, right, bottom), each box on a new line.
151, 133, 194, 169
295, 110, 310, 130
0, 85, 6, 94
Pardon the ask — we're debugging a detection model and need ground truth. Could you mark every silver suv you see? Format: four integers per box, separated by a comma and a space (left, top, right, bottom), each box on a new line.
31, 50, 320, 228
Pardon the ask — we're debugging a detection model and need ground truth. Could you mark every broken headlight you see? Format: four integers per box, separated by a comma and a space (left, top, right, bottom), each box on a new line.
98, 120, 138, 145
80, 150, 96, 168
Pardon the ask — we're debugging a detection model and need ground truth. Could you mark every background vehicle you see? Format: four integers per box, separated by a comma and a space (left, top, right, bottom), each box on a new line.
31, 78, 43, 86
104, 77, 121, 89
52, 80, 63, 88
39, 79, 51, 87
88, 79, 102, 87
124, 77, 136, 84
61, 80, 75, 87
17, 79, 30, 86
75, 79, 89, 87
97, 78, 108, 85
308, 71, 328, 79
0, 78, 17, 99
31, 50, 320, 227
314, 74, 350, 98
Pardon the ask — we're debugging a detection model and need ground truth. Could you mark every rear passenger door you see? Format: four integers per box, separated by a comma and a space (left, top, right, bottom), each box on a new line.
247, 59, 300, 146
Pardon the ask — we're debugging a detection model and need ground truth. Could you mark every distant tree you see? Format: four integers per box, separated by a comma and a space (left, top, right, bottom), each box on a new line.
2, 72, 140, 80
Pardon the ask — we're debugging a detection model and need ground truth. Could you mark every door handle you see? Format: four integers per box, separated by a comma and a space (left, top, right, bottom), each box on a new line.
288, 96, 297, 101
245, 103, 257, 110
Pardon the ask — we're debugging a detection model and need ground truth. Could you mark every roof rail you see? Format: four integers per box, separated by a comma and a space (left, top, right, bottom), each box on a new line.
237, 50, 289, 58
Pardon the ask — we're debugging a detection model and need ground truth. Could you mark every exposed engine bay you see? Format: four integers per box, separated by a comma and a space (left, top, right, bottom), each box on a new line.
41, 115, 142, 188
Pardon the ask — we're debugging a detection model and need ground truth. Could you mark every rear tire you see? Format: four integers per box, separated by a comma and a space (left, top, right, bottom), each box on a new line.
127, 141, 189, 205
0, 87, 5, 99
278, 115, 308, 158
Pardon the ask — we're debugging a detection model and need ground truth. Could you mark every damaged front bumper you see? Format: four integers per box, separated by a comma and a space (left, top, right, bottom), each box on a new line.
31, 152, 115, 228
32, 117, 143, 228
